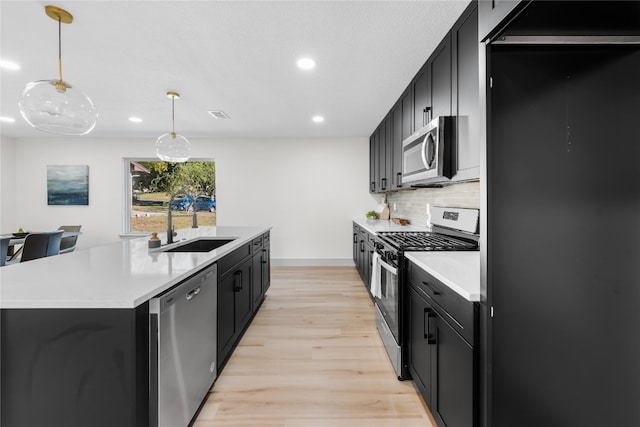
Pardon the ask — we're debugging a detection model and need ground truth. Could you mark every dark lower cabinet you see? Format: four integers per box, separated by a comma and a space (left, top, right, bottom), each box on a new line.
407, 260, 477, 427
218, 232, 270, 372
252, 234, 271, 308
353, 222, 374, 294
1, 307, 150, 427
217, 254, 252, 370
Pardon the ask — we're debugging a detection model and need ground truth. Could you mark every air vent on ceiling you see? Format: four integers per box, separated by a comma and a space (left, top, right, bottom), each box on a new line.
207, 110, 230, 120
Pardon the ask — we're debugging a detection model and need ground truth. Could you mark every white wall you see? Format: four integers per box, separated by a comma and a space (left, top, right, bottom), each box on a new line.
0, 136, 17, 231
1, 136, 377, 264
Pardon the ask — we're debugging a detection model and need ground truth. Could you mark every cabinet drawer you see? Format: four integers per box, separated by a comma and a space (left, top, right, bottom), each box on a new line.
367, 231, 376, 246
407, 260, 476, 344
218, 243, 252, 277
252, 236, 263, 253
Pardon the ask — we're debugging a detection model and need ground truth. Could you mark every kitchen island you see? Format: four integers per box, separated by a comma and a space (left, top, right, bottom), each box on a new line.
0, 226, 271, 427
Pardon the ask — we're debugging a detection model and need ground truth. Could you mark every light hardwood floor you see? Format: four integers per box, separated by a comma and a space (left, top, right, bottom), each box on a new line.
193, 266, 435, 427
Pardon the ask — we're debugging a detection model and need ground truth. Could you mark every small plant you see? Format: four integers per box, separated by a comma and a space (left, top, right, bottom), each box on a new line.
366, 210, 379, 220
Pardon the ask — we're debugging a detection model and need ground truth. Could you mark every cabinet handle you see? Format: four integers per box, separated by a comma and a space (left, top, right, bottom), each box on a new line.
233, 270, 243, 292
262, 249, 268, 264
353, 233, 358, 244
381, 178, 387, 190
370, 181, 376, 192
360, 240, 364, 253
422, 281, 440, 295
396, 172, 402, 188
424, 307, 437, 344
423, 106, 432, 126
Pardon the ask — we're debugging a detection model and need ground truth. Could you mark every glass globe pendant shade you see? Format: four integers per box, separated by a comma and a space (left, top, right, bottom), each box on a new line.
156, 132, 192, 163
18, 79, 98, 136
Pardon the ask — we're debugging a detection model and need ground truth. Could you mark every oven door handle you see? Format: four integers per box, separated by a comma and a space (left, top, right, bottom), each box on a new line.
378, 259, 397, 276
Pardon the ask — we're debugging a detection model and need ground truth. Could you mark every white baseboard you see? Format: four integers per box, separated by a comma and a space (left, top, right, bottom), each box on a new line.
271, 258, 355, 267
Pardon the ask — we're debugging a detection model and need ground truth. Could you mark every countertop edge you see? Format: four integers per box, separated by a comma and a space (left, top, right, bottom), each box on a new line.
404, 252, 481, 302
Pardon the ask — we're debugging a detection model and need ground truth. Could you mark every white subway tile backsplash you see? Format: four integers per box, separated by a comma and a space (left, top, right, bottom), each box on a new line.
385, 181, 480, 228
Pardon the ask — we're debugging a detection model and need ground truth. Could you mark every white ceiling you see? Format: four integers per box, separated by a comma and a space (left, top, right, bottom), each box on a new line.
0, 0, 471, 140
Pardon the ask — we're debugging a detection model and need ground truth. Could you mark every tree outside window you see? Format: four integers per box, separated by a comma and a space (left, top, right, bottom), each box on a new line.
128, 160, 216, 233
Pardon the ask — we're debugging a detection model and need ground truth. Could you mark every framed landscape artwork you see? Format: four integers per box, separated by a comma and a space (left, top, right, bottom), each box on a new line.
47, 165, 89, 206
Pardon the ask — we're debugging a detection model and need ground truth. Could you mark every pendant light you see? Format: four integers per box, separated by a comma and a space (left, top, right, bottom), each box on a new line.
155, 91, 191, 162
18, 6, 97, 136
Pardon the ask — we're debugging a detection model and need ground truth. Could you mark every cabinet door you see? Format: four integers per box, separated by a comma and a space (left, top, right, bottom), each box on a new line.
430, 33, 452, 119
384, 114, 393, 191
376, 121, 388, 192
252, 253, 263, 308
261, 244, 270, 293
452, 3, 480, 181
402, 88, 414, 139
217, 271, 237, 366
353, 225, 359, 264
432, 316, 475, 427
391, 102, 403, 190
407, 286, 435, 405
369, 135, 376, 193
235, 261, 253, 333
413, 65, 430, 130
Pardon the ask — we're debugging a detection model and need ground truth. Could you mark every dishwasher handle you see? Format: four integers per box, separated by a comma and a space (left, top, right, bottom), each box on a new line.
186, 286, 201, 301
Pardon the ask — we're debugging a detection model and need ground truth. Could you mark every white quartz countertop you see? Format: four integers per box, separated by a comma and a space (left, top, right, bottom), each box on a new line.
353, 218, 427, 234
0, 226, 270, 309
405, 252, 480, 302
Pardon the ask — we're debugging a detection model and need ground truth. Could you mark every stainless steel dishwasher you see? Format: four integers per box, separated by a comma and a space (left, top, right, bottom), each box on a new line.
150, 263, 217, 427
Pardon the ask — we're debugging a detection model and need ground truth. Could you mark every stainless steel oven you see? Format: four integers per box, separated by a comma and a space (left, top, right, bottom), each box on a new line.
373, 207, 480, 381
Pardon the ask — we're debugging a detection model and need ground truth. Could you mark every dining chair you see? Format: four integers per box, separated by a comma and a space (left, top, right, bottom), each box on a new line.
7, 231, 64, 264
0, 236, 10, 267
58, 225, 81, 254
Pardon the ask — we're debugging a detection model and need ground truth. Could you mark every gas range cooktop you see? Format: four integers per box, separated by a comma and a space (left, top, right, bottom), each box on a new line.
376, 207, 480, 252
377, 231, 478, 252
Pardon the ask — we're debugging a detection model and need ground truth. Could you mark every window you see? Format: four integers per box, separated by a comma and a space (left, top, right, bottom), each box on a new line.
125, 159, 216, 234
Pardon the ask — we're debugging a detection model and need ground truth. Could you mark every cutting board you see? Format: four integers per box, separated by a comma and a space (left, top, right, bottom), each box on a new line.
381, 203, 390, 220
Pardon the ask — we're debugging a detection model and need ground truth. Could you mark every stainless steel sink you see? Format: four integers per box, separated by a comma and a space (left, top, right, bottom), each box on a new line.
163, 238, 235, 252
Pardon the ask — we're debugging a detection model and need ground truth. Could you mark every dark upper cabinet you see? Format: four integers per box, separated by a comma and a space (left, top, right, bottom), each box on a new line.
413, 65, 430, 131
413, 33, 452, 131
391, 101, 403, 190
451, 2, 480, 182
430, 32, 452, 120
401, 88, 414, 140
369, 1, 480, 191
369, 135, 376, 193
369, 115, 393, 194
384, 113, 394, 191
478, 0, 527, 41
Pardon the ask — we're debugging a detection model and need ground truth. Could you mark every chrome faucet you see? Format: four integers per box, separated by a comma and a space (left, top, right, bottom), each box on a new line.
167, 195, 178, 245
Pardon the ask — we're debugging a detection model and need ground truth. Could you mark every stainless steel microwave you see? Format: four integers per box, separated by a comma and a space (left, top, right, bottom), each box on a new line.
402, 116, 452, 185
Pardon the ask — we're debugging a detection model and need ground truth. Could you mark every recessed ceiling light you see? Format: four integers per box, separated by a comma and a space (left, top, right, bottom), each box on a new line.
0, 59, 20, 71
312, 115, 324, 123
0, 116, 16, 123
297, 57, 316, 70
128, 116, 143, 123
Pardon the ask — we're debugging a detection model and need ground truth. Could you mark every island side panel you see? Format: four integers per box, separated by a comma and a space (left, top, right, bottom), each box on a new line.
1, 305, 150, 427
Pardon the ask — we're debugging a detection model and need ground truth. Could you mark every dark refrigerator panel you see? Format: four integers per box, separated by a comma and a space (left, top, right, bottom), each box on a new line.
488, 45, 640, 427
